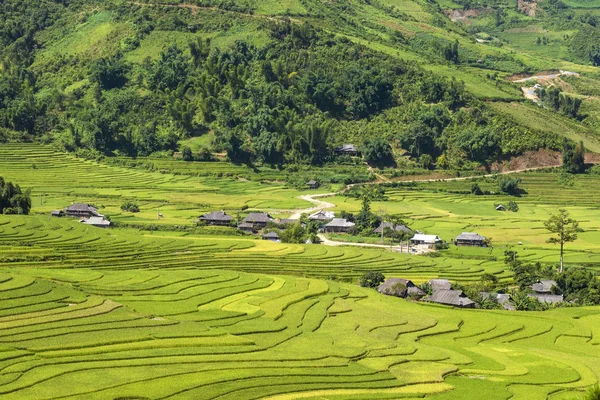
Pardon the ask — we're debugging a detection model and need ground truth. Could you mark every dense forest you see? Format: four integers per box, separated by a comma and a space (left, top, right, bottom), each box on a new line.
0, 0, 597, 169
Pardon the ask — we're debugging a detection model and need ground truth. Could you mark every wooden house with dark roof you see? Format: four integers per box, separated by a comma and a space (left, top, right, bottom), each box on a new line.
425, 289, 476, 308
455, 232, 486, 247
199, 211, 233, 226
65, 203, 101, 218
262, 231, 280, 242
377, 278, 426, 299
531, 280, 557, 294
242, 212, 274, 228
324, 218, 356, 233
373, 222, 411, 235
306, 180, 320, 189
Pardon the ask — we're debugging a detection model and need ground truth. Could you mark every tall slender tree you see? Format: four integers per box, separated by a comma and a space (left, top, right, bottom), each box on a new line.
544, 209, 579, 273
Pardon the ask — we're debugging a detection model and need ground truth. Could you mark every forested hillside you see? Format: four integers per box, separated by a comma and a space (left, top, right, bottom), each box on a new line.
2, 0, 600, 168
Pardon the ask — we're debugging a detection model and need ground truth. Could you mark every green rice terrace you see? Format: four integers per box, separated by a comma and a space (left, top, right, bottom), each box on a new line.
0, 143, 599, 399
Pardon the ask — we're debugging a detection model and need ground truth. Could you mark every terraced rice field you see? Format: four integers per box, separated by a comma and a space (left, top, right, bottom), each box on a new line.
0, 247, 598, 399
0, 144, 311, 223
0, 216, 511, 282
1, 143, 600, 398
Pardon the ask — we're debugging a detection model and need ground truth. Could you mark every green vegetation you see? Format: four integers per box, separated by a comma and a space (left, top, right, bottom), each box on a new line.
0, 177, 31, 215
0, 142, 598, 397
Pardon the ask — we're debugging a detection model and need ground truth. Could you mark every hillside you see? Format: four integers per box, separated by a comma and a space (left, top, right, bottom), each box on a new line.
2, 0, 600, 169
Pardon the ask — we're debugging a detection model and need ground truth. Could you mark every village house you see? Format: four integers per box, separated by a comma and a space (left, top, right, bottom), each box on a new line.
425, 289, 476, 308
242, 212, 274, 228
50, 210, 64, 217
65, 203, 102, 218
377, 278, 426, 299
308, 210, 335, 222
410, 234, 442, 248
531, 280, 557, 294
237, 222, 256, 233
262, 232, 280, 242
454, 232, 487, 247
373, 222, 411, 235
199, 211, 233, 226
496, 204, 506, 211
306, 180, 320, 190
528, 293, 564, 304
80, 216, 111, 228
334, 144, 358, 156
428, 279, 452, 292
324, 218, 355, 233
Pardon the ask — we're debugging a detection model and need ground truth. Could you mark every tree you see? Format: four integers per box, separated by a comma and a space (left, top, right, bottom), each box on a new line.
498, 176, 521, 195
362, 137, 395, 167
360, 271, 385, 288
563, 140, 585, 174
544, 209, 579, 273
182, 146, 193, 161
90, 55, 129, 90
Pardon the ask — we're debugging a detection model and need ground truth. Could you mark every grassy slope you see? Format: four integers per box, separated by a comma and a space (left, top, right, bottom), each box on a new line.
29, 0, 600, 149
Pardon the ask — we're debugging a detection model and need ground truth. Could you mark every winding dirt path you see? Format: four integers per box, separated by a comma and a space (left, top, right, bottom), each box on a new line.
292, 164, 564, 250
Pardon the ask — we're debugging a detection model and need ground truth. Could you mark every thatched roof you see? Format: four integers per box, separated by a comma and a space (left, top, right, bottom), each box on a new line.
455, 232, 486, 242
262, 232, 280, 239
66, 203, 100, 216
531, 280, 557, 294
426, 289, 475, 307
325, 218, 355, 228
377, 278, 425, 298
373, 222, 411, 234
429, 279, 452, 292
528, 293, 563, 304
200, 211, 233, 221
243, 212, 273, 223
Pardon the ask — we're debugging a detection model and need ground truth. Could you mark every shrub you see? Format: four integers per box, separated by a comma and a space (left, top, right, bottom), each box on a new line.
182, 147, 194, 161
359, 271, 385, 288
121, 202, 140, 213
498, 176, 521, 195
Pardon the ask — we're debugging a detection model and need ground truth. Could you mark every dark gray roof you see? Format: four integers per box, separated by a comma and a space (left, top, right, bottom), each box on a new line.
200, 211, 233, 221
378, 278, 425, 298
426, 289, 475, 307
455, 232, 486, 242
262, 232, 280, 239
66, 203, 100, 215
243, 212, 273, 223
307, 180, 318, 185
373, 222, 411, 234
528, 293, 564, 304
51, 210, 64, 215
531, 280, 557, 294
325, 218, 356, 228
237, 222, 254, 229
429, 279, 452, 292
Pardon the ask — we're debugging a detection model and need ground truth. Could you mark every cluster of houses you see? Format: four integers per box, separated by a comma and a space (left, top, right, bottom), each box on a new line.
51, 203, 111, 228
377, 277, 563, 309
